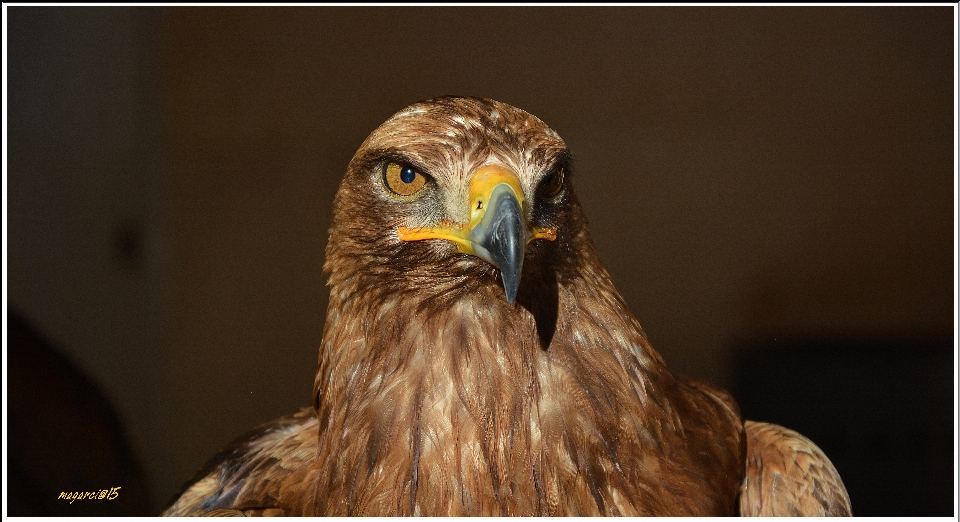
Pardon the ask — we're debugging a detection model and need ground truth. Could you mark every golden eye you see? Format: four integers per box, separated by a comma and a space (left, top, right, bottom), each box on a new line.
383, 162, 427, 197
540, 167, 565, 200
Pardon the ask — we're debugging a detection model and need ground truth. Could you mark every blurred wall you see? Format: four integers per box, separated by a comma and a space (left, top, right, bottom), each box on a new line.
6, 6, 955, 514
7, 7, 169, 514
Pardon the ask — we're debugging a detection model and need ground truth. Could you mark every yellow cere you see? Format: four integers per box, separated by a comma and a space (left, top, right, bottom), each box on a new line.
467, 165, 526, 227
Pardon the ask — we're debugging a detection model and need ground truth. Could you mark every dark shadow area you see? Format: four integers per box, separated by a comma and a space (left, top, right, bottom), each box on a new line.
517, 251, 560, 351
732, 337, 954, 516
6, 309, 151, 516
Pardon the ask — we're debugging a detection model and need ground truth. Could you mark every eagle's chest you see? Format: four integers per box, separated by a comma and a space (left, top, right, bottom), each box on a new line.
315, 300, 737, 515
364, 356, 679, 516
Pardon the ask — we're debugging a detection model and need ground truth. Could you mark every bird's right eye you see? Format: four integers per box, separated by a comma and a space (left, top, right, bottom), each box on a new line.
383, 162, 427, 197
539, 167, 566, 201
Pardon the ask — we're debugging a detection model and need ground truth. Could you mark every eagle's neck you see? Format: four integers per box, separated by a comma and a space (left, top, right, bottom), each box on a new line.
310, 248, 698, 515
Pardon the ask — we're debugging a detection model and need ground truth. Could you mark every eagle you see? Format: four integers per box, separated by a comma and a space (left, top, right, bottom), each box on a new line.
163, 96, 851, 516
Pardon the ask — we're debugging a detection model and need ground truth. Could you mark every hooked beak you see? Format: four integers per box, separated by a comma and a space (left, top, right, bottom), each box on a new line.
397, 165, 556, 303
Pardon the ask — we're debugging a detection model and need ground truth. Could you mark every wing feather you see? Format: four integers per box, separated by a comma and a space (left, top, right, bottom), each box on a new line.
739, 420, 852, 516
162, 408, 319, 516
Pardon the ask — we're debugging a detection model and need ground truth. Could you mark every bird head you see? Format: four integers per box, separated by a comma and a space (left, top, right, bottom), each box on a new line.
325, 96, 589, 307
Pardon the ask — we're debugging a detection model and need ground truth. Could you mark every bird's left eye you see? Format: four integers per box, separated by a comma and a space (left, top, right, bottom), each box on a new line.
383, 162, 427, 197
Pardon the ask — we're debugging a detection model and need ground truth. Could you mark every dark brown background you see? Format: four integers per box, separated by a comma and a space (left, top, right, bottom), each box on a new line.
6, 6, 955, 516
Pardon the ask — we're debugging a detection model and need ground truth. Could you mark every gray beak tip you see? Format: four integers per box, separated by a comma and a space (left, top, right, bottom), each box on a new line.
503, 273, 520, 304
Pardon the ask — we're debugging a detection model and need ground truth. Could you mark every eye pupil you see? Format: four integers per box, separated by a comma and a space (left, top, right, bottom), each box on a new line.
400, 166, 416, 184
